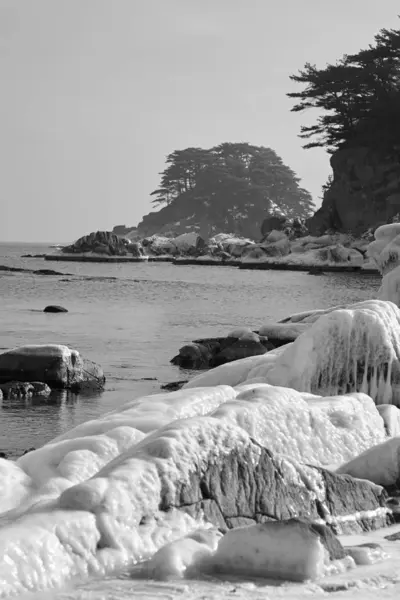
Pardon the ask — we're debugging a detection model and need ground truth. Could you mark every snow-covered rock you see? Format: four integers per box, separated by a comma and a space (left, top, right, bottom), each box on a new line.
337, 437, 400, 487
211, 520, 327, 582
184, 300, 400, 407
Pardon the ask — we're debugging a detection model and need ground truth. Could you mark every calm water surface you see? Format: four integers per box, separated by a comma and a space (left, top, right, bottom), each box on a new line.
0, 242, 381, 455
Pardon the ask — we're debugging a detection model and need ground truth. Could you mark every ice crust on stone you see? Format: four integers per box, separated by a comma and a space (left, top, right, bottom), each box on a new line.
0, 378, 391, 596
210, 385, 386, 466
210, 521, 327, 582
4, 300, 400, 596
367, 224, 400, 307
336, 437, 400, 486
145, 528, 222, 579
184, 300, 400, 407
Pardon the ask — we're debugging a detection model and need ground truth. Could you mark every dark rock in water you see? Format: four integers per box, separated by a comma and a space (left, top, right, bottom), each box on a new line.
171, 342, 212, 369
0, 265, 28, 273
161, 380, 188, 391
21, 254, 46, 258
308, 266, 325, 275
30, 381, 52, 396
22, 447, 35, 456
171, 335, 275, 370
0, 452, 7, 459
0, 345, 105, 391
210, 338, 272, 367
0, 381, 35, 398
43, 305, 68, 313
35, 269, 64, 276
0, 380, 51, 398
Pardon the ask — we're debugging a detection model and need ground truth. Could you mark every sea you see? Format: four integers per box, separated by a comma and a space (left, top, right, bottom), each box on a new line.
0, 241, 381, 457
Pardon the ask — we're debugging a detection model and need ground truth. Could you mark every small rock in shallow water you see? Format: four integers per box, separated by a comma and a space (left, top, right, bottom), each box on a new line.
43, 305, 68, 313
0, 345, 105, 390
30, 381, 51, 396
0, 381, 34, 398
35, 269, 64, 276
161, 381, 188, 391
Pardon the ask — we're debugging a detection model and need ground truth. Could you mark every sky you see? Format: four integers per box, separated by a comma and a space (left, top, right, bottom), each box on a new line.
1, 0, 400, 243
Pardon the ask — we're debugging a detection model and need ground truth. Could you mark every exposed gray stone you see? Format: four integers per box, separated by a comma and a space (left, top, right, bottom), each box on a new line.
159, 440, 392, 536
0, 346, 105, 391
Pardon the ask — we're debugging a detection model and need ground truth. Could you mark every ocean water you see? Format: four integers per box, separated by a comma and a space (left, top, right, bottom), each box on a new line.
0, 241, 381, 456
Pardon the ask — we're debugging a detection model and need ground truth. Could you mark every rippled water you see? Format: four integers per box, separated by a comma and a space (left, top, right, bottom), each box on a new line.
0, 242, 381, 456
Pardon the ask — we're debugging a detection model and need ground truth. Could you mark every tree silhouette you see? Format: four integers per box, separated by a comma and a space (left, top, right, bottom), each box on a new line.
151, 142, 315, 220
288, 22, 400, 152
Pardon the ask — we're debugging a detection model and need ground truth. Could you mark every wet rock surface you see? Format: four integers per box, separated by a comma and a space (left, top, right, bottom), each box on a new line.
171, 334, 275, 369
0, 345, 105, 391
43, 305, 68, 313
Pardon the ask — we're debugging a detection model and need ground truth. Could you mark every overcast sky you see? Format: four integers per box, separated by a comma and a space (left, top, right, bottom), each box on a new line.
1, 0, 399, 243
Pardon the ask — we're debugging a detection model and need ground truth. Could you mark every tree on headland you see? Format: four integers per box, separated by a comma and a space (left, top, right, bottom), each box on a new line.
288, 21, 400, 152
150, 142, 315, 220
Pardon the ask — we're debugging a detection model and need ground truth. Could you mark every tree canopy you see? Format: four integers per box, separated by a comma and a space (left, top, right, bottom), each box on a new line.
150, 142, 315, 220
288, 22, 400, 152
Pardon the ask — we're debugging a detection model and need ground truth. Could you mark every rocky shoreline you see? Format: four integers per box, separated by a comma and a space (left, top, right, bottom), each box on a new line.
37, 225, 384, 274
2, 223, 400, 595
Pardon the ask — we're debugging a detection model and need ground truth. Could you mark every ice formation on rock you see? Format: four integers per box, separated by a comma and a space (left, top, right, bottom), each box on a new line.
0, 380, 392, 596
185, 300, 400, 406
337, 437, 400, 487
367, 223, 400, 307
266, 300, 400, 405
211, 521, 327, 582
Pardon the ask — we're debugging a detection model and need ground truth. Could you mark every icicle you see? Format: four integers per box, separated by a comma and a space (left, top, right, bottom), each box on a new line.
266, 300, 400, 406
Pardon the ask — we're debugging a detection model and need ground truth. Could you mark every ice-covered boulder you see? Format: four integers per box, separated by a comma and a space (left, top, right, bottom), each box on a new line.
0, 345, 105, 391
59, 415, 390, 538
258, 322, 310, 344
173, 232, 205, 252
209, 385, 386, 467
0, 381, 393, 596
211, 520, 329, 581
184, 300, 400, 407
266, 300, 400, 406
336, 437, 400, 487
367, 223, 400, 307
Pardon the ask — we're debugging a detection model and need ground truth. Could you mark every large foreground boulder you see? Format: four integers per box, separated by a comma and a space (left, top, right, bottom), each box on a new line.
0, 345, 105, 391
0, 384, 393, 595
60, 415, 391, 537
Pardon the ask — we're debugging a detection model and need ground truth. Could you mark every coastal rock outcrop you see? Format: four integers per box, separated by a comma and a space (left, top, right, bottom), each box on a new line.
184, 300, 400, 408
308, 147, 400, 235
171, 330, 274, 369
0, 345, 105, 391
62, 231, 130, 256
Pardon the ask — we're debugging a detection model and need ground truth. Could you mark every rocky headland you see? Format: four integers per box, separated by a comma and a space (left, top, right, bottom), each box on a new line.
308, 147, 400, 236
43, 218, 382, 273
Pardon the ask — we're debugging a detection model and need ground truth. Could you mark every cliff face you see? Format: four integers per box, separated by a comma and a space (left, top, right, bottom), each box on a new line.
308, 147, 400, 235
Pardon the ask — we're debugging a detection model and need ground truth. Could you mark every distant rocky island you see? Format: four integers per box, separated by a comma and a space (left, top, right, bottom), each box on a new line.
47, 23, 400, 267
